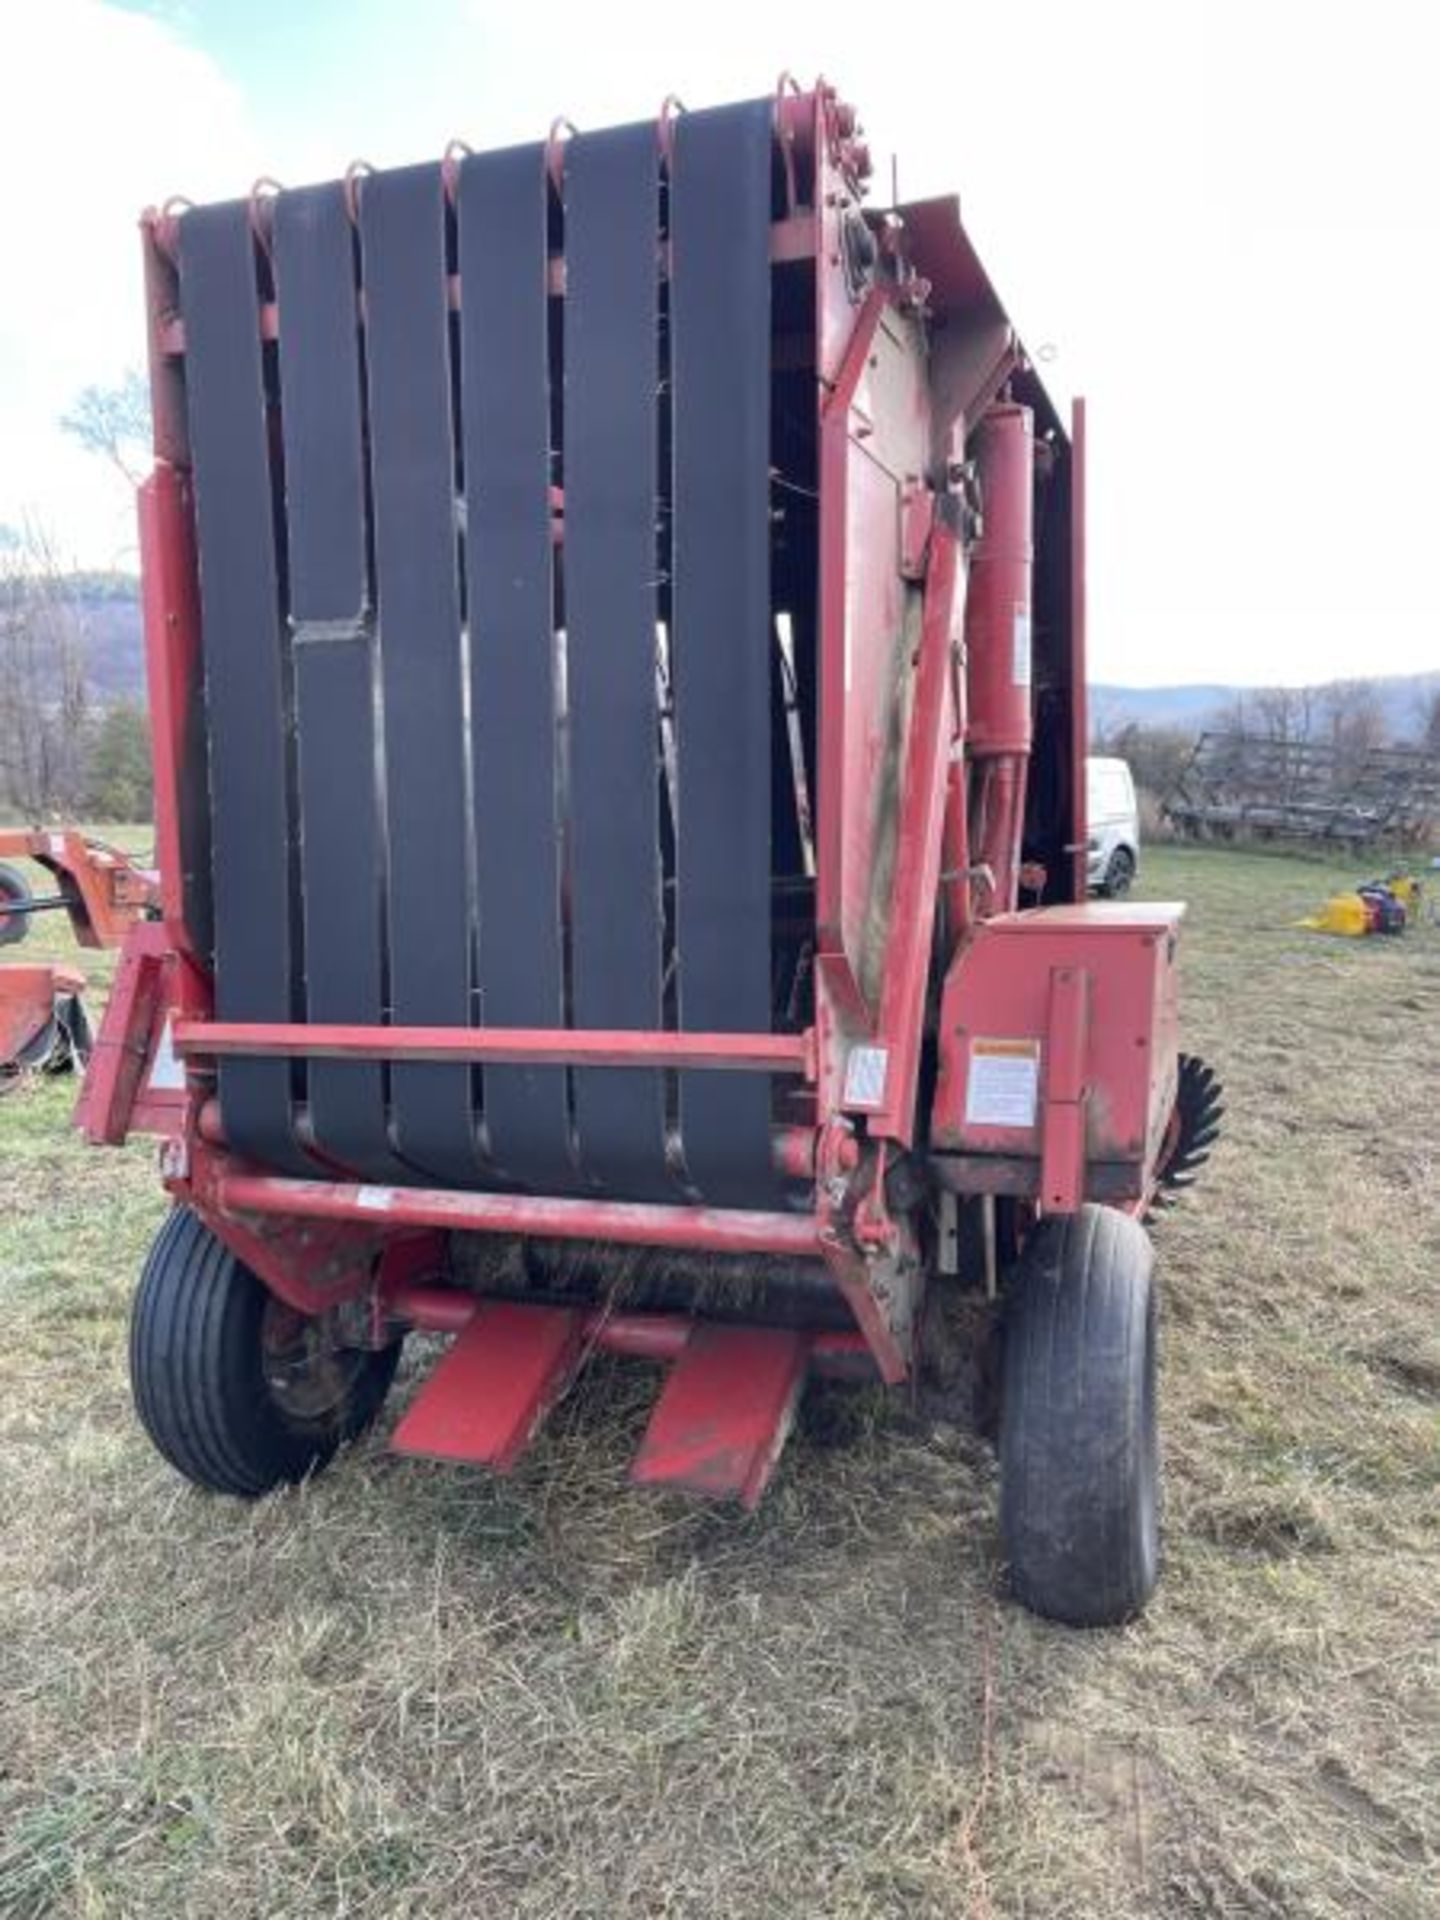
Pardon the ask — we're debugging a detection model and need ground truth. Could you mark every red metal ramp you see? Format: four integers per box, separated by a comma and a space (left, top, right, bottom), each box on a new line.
390, 1301, 809, 1505
630, 1323, 808, 1508
390, 1301, 583, 1470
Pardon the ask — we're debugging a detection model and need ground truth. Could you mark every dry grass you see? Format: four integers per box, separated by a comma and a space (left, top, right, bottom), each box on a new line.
1, 843, 1437, 1917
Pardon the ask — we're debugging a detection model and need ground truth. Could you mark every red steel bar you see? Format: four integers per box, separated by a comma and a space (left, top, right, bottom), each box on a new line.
941, 761, 972, 943
215, 1172, 826, 1257
137, 464, 203, 955
1038, 964, 1090, 1214
975, 757, 1026, 914
175, 1019, 813, 1076
814, 279, 894, 1026
964, 402, 1035, 916
385, 1285, 875, 1375
866, 522, 961, 1142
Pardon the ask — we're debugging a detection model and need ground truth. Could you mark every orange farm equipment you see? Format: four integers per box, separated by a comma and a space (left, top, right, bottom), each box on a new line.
87, 80, 1220, 1625
0, 829, 156, 1076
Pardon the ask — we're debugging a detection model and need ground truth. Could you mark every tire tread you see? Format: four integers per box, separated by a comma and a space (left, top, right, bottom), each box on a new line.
130, 1206, 397, 1497
1000, 1203, 1158, 1627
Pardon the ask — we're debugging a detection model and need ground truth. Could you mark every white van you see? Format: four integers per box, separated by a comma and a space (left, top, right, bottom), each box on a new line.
1086, 756, 1140, 896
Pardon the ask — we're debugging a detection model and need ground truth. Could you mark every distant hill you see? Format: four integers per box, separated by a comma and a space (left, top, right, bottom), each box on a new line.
79, 584, 144, 702
1092, 671, 1440, 743
0, 572, 146, 705
25, 575, 1440, 744
1090, 684, 1236, 735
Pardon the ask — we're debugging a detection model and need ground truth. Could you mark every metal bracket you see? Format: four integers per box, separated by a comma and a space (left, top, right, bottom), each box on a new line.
1039, 965, 1091, 1214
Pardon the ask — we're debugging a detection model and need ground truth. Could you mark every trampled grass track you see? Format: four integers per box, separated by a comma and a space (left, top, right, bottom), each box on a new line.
1, 842, 1437, 1916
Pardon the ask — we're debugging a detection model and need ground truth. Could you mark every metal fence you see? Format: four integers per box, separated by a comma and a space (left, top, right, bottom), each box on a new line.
1163, 733, 1440, 849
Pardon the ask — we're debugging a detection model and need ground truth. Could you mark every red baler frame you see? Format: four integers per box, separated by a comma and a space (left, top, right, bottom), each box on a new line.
86, 80, 1182, 1493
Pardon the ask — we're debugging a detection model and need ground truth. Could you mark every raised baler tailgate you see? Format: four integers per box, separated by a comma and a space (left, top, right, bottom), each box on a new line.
931, 903, 1184, 1194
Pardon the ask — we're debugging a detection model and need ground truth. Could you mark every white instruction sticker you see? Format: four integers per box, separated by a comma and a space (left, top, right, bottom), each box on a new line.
146, 1017, 185, 1092
354, 1185, 395, 1212
965, 1038, 1040, 1129
844, 1044, 889, 1109
1012, 607, 1032, 688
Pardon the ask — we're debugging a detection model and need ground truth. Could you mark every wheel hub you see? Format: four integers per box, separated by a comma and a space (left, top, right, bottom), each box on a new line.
260, 1299, 369, 1424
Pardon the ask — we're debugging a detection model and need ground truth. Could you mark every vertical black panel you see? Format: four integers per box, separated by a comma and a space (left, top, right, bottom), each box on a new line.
274, 181, 399, 1178
179, 200, 312, 1174
563, 124, 671, 1199
670, 101, 777, 1204
458, 146, 574, 1192
360, 164, 478, 1185
275, 184, 367, 617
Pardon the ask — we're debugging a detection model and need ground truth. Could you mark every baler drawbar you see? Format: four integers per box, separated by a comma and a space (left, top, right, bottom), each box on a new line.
87, 78, 1219, 1626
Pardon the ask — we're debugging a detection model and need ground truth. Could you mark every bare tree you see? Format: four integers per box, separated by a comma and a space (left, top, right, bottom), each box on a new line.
1092, 719, 1192, 803
1253, 683, 1318, 745
1319, 678, 1387, 769
59, 370, 152, 490
0, 525, 92, 819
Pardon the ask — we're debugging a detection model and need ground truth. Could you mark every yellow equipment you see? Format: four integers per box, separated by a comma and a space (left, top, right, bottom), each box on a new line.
1299, 893, 1371, 937
1384, 874, 1423, 917
1298, 872, 1423, 938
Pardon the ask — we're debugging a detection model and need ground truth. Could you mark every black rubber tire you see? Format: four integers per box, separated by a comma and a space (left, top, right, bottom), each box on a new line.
0, 861, 31, 946
1100, 847, 1135, 898
130, 1206, 401, 1496
14, 1014, 62, 1073
1000, 1204, 1159, 1627
55, 992, 93, 1069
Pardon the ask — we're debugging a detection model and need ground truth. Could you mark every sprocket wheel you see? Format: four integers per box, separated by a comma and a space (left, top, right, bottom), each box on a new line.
1148, 1053, 1223, 1217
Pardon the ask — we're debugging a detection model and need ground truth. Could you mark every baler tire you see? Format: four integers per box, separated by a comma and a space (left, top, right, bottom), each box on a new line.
130, 1206, 401, 1498
1100, 848, 1135, 898
0, 862, 31, 946
8, 1013, 61, 1075
999, 1204, 1159, 1627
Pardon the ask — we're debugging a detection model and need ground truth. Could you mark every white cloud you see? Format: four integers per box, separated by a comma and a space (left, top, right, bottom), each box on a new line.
0, 0, 263, 565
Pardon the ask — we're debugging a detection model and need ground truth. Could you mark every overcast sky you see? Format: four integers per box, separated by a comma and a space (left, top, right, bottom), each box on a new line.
2, 0, 1436, 687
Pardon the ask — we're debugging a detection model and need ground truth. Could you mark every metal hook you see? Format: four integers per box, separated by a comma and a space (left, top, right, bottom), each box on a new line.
546, 115, 577, 194
150, 196, 193, 261
342, 159, 373, 226
247, 175, 283, 256
441, 137, 472, 204
657, 94, 685, 164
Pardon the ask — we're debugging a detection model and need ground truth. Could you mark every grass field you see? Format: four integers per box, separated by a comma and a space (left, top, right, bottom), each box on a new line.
1, 843, 1437, 1917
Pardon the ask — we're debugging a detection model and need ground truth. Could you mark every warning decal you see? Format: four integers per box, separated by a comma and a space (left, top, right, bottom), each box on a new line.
843, 1044, 889, 1110
964, 1037, 1040, 1129
146, 1018, 185, 1093
1012, 607, 1032, 688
